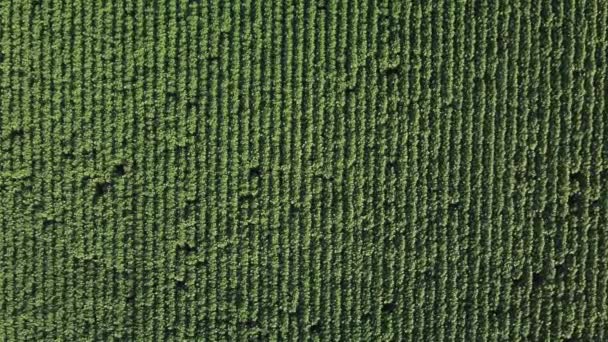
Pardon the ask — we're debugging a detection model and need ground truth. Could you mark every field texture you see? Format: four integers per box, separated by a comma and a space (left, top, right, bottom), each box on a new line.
1, 0, 608, 340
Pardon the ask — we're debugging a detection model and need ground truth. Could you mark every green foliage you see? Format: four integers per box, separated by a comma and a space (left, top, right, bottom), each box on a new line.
0, 0, 607, 340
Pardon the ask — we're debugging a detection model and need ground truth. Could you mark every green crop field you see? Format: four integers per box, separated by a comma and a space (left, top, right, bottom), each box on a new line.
1, 0, 607, 340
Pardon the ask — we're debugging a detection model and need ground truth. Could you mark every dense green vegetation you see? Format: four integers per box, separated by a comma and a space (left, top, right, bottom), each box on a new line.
1, 0, 607, 340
